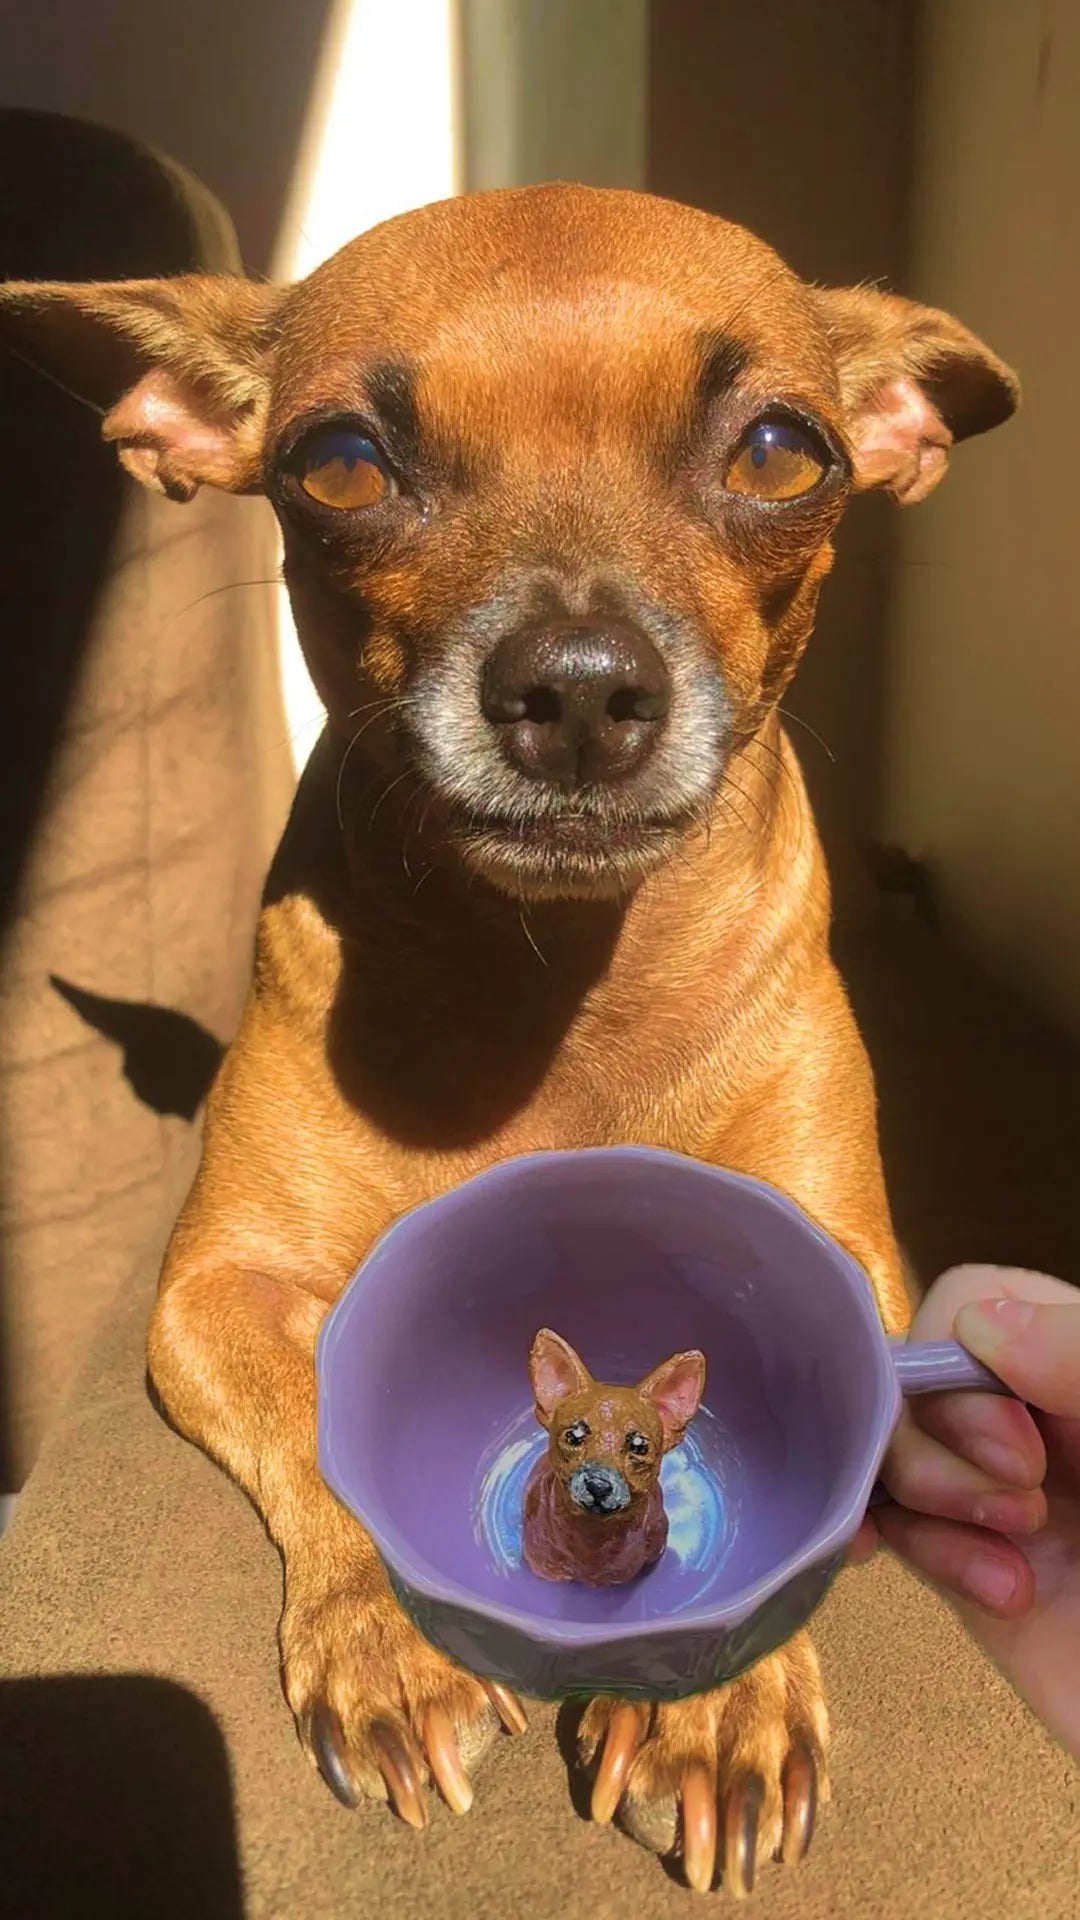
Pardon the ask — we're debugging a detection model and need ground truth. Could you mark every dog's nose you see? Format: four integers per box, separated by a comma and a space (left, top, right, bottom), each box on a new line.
481, 621, 670, 788
568, 1463, 632, 1514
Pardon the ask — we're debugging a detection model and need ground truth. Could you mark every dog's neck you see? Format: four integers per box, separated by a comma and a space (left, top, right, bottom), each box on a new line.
263, 714, 826, 1152
525, 1458, 666, 1586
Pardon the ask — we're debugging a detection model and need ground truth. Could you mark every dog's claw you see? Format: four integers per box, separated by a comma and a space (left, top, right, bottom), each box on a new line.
310, 1701, 358, 1809
724, 1770, 764, 1900
422, 1704, 474, 1815
779, 1737, 819, 1866
680, 1759, 718, 1895
371, 1716, 429, 1830
483, 1679, 528, 1736
591, 1700, 649, 1824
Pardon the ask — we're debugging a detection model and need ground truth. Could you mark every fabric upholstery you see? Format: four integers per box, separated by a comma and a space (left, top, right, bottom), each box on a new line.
0, 111, 294, 1484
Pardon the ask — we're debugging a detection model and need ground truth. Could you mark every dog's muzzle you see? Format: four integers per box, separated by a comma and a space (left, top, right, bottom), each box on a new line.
568, 1463, 632, 1514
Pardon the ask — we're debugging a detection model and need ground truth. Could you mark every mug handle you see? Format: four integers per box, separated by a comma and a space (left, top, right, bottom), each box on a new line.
867, 1338, 1020, 1509
887, 1335, 1016, 1398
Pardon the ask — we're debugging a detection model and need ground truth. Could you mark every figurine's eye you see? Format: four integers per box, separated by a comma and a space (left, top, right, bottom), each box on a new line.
724, 415, 829, 502
564, 1420, 589, 1447
291, 424, 395, 509
626, 1431, 650, 1458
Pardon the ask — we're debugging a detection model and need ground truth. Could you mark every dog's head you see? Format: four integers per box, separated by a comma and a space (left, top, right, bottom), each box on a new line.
529, 1327, 705, 1516
0, 186, 1019, 900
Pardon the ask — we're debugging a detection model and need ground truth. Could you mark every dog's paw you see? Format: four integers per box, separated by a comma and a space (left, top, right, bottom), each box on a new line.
281, 1577, 527, 1825
579, 1632, 828, 1896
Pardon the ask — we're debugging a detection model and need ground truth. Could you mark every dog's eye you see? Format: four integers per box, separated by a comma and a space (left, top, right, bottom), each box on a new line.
626, 1431, 650, 1458
564, 1420, 589, 1447
725, 417, 827, 502
293, 426, 394, 510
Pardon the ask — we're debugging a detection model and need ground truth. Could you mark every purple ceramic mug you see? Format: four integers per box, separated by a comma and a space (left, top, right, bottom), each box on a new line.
317, 1147, 1011, 1700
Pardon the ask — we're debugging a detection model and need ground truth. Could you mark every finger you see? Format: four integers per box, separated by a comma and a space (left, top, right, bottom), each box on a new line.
483, 1679, 528, 1736
910, 1265, 1080, 1342
590, 1701, 648, 1824
881, 1409, 1047, 1531
954, 1298, 1080, 1417
779, 1737, 820, 1866
722, 1768, 763, 1900
370, 1717, 429, 1830
422, 1704, 474, 1815
873, 1503, 1037, 1617
912, 1390, 1046, 1489
1041, 1411, 1080, 1483
680, 1759, 717, 1895
845, 1515, 880, 1565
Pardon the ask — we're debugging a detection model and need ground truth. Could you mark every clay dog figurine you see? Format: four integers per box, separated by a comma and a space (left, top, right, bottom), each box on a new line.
522, 1329, 706, 1586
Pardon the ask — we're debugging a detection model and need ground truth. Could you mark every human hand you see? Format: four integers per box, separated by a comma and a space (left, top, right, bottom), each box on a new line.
849, 1265, 1080, 1758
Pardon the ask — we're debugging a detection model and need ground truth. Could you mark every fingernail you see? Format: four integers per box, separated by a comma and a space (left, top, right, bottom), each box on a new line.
955, 1298, 1035, 1359
965, 1556, 1019, 1610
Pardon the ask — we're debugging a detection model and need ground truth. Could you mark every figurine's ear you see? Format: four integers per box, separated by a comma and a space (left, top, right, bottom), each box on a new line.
637, 1350, 706, 1449
530, 1329, 592, 1426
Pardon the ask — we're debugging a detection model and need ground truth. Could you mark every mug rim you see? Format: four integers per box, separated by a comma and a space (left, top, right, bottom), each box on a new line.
317, 1146, 901, 1650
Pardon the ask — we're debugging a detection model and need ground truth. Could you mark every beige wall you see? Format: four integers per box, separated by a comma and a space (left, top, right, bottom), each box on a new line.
647, 0, 914, 925
459, 0, 647, 192
0, 0, 331, 271
883, 1, 1080, 1033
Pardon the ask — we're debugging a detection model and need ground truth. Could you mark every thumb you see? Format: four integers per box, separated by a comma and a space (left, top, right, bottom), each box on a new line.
954, 1296, 1080, 1417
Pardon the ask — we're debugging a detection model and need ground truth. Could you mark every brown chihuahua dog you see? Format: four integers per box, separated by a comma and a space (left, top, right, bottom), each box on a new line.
523, 1330, 706, 1586
0, 184, 1019, 1896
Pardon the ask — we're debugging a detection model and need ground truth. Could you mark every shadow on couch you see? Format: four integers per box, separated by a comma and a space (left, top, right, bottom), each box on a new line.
0, 1674, 242, 1919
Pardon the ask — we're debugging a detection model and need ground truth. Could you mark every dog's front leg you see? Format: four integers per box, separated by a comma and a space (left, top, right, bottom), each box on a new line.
148, 1260, 526, 1823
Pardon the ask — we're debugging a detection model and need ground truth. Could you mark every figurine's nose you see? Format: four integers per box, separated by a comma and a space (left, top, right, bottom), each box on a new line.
569, 1464, 631, 1514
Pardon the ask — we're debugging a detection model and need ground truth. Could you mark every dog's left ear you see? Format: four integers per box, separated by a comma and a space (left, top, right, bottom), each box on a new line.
637, 1349, 706, 1450
0, 274, 284, 500
812, 285, 1020, 506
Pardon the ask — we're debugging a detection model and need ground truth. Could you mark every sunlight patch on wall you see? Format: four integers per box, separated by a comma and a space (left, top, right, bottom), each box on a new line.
270, 0, 460, 774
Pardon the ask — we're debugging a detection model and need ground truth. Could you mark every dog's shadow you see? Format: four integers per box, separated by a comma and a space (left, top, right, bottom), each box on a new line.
0, 1673, 243, 1918
49, 974, 225, 1120
554, 1699, 594, 1820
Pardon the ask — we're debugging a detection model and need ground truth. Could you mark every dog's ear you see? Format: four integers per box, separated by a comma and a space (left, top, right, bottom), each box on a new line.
0, 274, 284, 500
812, 285, 1019, 506
637, 1349, 706, 1450
529, 1329, 592, 1427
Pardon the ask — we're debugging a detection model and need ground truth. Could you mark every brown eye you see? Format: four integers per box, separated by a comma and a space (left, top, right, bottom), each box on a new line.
626, 1431, 650, 1459
294, 427, 393, 509
725, 417, 828, 501
564, 1420, 589, 1448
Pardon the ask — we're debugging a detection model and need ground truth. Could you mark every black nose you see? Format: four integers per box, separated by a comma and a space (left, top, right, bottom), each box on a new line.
568, 1464, 632, 1514
481, 620, 670, 788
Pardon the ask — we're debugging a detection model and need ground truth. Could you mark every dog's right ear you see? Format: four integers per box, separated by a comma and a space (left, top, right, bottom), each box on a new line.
0, 274, 284, 501
529, 1329, 592, 1427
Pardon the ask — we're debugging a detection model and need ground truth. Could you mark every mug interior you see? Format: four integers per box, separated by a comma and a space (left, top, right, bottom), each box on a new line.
319, 1150, 895, 1632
